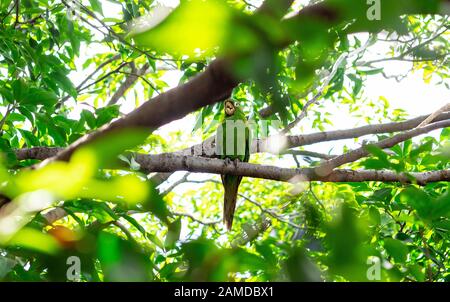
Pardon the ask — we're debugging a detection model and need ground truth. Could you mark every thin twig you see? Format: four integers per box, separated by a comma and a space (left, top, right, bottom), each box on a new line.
112, 220, 134, 240
416, 104, 450, 128
282, 35, 374, 133
160, 173, 190, 196
78, 61, 129, 93
171, 211, 220, 226
239, 194, 303, 229
0, 104, 14, 134
309, 182, 326, 211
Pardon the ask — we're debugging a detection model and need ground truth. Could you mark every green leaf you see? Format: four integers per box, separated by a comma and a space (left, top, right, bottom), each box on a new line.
324, 204, 370, 281
95, 105, 120, 127
361, 158, 389, 170
408, 264, 425, 282
79, 128, 149, 169
255, 241, 276, 266
365, 144, 389, 161
64, 199, 118, 223
409, 140, 433, 159
325, 67, 345, 97
370, 188, 393, 203
6, 112, 26, 123
18, 129, 40, 147
358, 68, 384, 75
97, 232, 152, 281
441, 128, 450, 140
364, 144, 392, 169
23, 88, 58, 107
12, 79, 27, 102
142, 182, 170, 224
432, 219, 450, 232
8, 227, 61, 255
347, 73, 363, 97
0, 138, 17, 166
131, 0, 256, 58
395, 232, 410, 241
133, 2, 216, 54
399, 187, 432, 220
402, 139, 412, 156
120, 214, 147, 238
384, 238, 408, 263
368, 206, 381, 225
89, 0, 103, 15
50, 71, 77, 97
284, 247, 322, 281
0, 87, 14, 103
81, 109, 96, 129
234, 249, 267, 272
159, 262, 181, 279
430, 192, 450, 219
165, 218, 182, 248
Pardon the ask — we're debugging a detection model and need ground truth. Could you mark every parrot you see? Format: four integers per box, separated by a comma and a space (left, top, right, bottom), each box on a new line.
216, 99, 251, 230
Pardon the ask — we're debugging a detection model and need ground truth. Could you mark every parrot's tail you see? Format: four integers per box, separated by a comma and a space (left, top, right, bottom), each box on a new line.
222, 175, 242, 231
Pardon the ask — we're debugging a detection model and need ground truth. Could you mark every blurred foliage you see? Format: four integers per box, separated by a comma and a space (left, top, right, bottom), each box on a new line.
0, 0, 449, 282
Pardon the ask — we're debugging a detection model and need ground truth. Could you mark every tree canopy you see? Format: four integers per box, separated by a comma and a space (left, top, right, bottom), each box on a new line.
0, 0, 449, 282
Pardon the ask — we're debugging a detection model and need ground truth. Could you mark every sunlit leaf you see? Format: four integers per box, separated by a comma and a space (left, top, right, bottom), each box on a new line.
7, 228, 61, 255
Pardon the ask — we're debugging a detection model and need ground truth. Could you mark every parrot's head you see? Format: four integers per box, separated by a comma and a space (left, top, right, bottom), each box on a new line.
224, 100, 236, 116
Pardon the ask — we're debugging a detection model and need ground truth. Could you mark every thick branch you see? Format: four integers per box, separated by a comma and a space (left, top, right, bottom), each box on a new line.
15, 147, 449, 185
315, 119, 450, 176
131, 153, 449, 184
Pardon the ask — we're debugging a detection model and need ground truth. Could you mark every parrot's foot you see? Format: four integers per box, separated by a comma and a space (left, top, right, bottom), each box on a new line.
233, 158, 240, 166
224, 158, 233, 166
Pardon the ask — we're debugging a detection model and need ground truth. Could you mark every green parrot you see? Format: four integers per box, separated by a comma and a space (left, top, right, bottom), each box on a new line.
216, 99, 251, 230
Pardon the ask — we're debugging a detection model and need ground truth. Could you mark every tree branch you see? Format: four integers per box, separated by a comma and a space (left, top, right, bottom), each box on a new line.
15, 111, 450, 168
416, 103, 450, 128
239, 194, 302, 229
41, 207, 67, 225
315, 119, 450, 176
132, 153, 450, 184
15, 148, 449, 184
178, 111, 450, 156
171, 211, 220, 226
281, 36, 373, 133
281, 149, 336, 160
59, 54, 121, 105
107, 63, 150, 106
78, 61, 130, 93
267, 112, 450, 153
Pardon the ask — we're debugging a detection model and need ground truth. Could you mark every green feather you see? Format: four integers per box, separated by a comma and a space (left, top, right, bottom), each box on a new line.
217, 101, 250, 230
